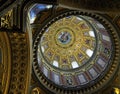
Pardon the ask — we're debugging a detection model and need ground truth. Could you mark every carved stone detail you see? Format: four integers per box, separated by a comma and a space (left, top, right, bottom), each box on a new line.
8, 32, 31, 94
0, 10, 12, 29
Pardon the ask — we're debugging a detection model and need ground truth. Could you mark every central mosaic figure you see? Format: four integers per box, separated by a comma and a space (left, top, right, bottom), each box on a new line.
58, 31, 72, 44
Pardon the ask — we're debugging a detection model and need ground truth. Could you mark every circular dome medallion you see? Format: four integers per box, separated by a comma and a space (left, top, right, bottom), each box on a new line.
56, 28, 74, 47
33, 11, 120, 94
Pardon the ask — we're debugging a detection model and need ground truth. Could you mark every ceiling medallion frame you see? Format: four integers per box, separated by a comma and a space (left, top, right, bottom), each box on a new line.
33, 10, 120, 94
55, 28, 75, 48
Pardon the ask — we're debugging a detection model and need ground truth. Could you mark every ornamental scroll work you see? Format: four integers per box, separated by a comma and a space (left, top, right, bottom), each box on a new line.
0, 10, 13, 30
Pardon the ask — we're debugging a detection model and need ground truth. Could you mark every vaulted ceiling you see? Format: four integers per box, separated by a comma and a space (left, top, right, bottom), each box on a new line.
0, 0, 120, 94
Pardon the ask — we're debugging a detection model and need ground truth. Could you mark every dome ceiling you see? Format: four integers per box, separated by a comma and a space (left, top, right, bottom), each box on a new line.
37, 14, 112, 87
39, 15, 96, 70
33, 11, 120, 94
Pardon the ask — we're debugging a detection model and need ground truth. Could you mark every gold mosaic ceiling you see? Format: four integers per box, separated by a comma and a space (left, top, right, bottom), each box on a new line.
39, 16, 96, 70
35, 13, 113, 87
